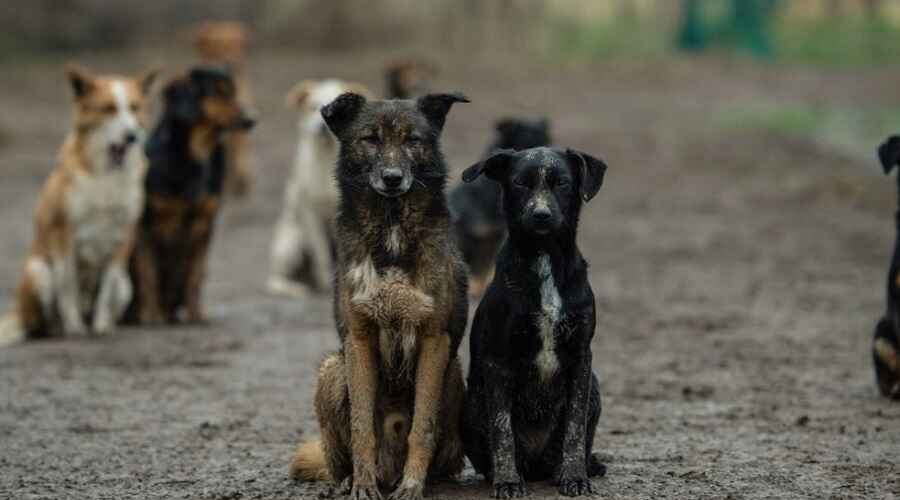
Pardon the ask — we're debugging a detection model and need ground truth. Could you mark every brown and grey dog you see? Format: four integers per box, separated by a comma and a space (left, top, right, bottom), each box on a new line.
193, 21, 256, 199
268, 79, 372, 297
873, 136, 900, 399
0, 64, 156, 346
384, 59, 438, 99
289, 92, 469, 500
126, 67, 255, 325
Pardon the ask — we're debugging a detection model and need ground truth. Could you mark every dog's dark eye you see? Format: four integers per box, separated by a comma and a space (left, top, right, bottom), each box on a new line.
556, 179, 570, 188
129, 103, 140, 113
102, 104, 117, 114
406, 135, 423, 145
512, 177, 528, 187
361, 135, 381, 145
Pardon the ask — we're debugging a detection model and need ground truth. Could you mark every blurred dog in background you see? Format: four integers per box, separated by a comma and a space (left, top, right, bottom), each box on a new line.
193, 21, 256, 199
126, 67, 255, 325
449, 117, 551, 297
268, 79, 372, 297
384, 58, 438, 99
873, 135, 900, 399
0, 64, 156, 346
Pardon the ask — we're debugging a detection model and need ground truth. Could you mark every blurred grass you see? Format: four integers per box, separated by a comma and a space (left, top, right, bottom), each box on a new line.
545, 8, 900, 68
715, 103, 900, 159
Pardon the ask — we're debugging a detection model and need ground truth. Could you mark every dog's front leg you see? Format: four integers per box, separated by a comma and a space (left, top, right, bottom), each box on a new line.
557, 348, 593, 497
483, 358, 527, 499
93, 229, 135, 335
51, 245, 86, 337
389, 332, 450, 500
131, 234, 165, 324
345, 319, 382, 500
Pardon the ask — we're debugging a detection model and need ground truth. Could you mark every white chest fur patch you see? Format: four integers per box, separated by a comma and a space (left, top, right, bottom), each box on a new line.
534, 254, 561, 382
385, 225, 403, 257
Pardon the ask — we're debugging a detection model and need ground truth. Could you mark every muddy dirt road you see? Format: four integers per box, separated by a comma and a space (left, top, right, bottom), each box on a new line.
1, 51, 898, 499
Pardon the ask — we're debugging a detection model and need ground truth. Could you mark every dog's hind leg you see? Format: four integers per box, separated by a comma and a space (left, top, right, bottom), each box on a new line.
873, 317, 900, 399
130, 234, 165, 324
585, 373, 606, 478
18, 257, 55, 337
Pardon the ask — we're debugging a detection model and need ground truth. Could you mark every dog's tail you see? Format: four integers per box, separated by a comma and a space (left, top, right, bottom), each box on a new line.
289, 439, 330, 482
0, 313, 24, 348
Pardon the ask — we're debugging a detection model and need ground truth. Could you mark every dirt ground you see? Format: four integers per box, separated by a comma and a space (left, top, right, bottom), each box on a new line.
1, 49, 899, 500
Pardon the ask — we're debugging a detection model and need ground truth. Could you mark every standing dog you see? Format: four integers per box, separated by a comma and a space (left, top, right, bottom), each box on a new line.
0, 64, 156, 346
289, 92, 469, 500
126, 67, 255, 324
460, 147, 608, 497
449, 118, 551, 297
384, 59, 438, 99
872, 136, 900, 399
193, 21, 256, 198
268, 79, 372, 297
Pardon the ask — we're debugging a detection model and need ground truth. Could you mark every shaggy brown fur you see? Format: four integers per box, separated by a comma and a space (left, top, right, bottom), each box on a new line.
289, 92, 469, 500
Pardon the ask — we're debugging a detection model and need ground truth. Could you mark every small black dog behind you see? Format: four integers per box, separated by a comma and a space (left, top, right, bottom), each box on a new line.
872, 136, 900, 399
460, 146, 608, 498
449, 118, 551, 297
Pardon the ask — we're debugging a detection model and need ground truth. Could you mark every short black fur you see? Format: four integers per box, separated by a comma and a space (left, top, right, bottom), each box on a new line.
460, 146, 608, 498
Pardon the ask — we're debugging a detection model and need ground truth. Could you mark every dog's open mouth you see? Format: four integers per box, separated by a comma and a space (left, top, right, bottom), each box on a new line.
108, 143, 130, 168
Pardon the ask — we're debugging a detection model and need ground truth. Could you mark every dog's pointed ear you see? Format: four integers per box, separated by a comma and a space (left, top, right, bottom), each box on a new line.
878, 135, 900, 175
462, 149, 516, 183
566, 148, 608, 202
417, 92, 469, 131
321, 92, 366, 137
65, 63, 95, 99
138, 67, 161, 96
285, 80, 316, 108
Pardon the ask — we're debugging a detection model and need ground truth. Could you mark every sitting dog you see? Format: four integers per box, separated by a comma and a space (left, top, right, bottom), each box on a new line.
267, 79, 372, 297
126, 67, 255, 324
449, 118, 551, 297
0, 64, 156, 346
872, 136, 900, 399
384, 59, 438, 99
193, 21, 256, 199
289, 92, 469, 500
460, 147, 608, 497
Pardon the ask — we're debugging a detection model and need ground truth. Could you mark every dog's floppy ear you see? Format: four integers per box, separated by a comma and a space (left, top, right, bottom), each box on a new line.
566, 148, 608, 202
163, 77, 200, 122
285, 80, 316, 108
65, 63, 95, 99
321, 92, 366, 137
138, 67, 161, 96
878, 135, 900, 175
417, 92, 469, 131
462, 149, 516, 183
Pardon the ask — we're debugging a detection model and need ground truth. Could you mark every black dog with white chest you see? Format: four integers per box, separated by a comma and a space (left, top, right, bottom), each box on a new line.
460, 146, 608, 498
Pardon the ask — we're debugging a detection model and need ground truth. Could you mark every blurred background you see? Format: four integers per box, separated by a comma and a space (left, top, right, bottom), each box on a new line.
1, 1, 899, 499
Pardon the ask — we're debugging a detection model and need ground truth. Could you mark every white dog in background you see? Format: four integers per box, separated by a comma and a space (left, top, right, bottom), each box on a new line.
268, 79, 372, 297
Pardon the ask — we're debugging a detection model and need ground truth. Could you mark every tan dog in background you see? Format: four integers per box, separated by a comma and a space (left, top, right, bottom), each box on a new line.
267, 79, 371, 297
193, 21, 256, 199
0, 64, 156, 346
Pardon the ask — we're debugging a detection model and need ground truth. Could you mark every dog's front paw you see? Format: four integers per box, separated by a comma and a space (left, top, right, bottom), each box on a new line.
492, 480, 528, 499
350, 483, 382, 500
387, 476, 424, 500
558, 476, 593, 497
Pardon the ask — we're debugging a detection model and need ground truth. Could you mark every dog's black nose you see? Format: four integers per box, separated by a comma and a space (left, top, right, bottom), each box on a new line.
533, 207, 552, 221
382, 168, 404, 189
124, 132, 138, 145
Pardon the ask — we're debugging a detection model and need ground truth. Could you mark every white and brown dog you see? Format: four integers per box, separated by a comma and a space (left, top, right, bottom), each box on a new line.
0, 64, 157, 346
267, 79, 371, 296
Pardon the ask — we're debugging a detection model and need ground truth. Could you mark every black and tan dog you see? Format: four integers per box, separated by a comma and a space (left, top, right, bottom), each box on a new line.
384, 59, 438, 100
460, 147, 608, 498
449, 118, 551, 297
125, 67, 255, 324
289, 92, 469, 500
872, 136, 900, 399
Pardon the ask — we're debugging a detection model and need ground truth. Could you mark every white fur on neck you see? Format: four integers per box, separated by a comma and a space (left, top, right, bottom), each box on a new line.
534, 253, 561, 382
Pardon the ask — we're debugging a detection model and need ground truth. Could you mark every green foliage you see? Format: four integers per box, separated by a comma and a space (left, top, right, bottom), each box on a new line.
773, 14, 900, 67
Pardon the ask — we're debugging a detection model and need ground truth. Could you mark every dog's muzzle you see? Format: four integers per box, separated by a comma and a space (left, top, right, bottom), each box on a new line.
371, 167, 412, 198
